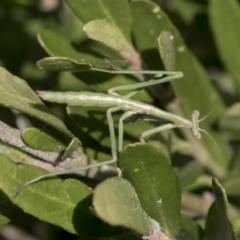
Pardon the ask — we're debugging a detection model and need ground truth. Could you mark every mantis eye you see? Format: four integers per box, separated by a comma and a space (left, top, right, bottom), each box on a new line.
191, 110, 201, 140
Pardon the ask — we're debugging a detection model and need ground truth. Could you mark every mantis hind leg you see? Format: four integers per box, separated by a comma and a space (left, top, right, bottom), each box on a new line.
108, 72, 183, 98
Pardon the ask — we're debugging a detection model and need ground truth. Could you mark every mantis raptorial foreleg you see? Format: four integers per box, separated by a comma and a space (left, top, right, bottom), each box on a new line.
139, 123, 176, 142
118, 111, 137, 151
106, 107, 118, 161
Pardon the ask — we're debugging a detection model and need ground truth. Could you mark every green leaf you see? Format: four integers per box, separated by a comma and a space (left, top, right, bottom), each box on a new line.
57, 71, 92, 92
119, 143, 181, 238
65, 0, 132, 44
83, 20, 134, 53
0, 67, 75, 140
94, 236, 130, 240
130, 1, 166, 70
219, 103, 240, 141
61, 137, 81, 160
177, 161, 204, 190
36, 56, 129, 72
222, 150, 240, 196
176, 214, 203, 240
68, 105, 114, 160
158, 30, 176, 71
95, 237, 128, 240
181, 174, 212, 192
38, 29, 123, 62
22, 128, 68, 152
93, 177, 165, 238
205, 179, 238, 240
67, 106, 112, 161
0, 189, 22, 227
0, 154, 121, 237
171, 1, 206, 25
37, 57, 89, 72
0, 137, 37, 165
209, 0, 240, 94
38, 29, 91, 60
0, 122, 70, 166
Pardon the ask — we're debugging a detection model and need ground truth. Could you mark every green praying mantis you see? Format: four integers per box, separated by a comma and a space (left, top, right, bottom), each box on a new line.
14, 58, 207, 196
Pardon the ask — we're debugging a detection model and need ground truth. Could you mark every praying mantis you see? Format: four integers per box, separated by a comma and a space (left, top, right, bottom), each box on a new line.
14, 59, 206, 196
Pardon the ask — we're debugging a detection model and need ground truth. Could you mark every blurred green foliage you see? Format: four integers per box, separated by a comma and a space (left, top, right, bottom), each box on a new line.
0, 0, 240, 239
